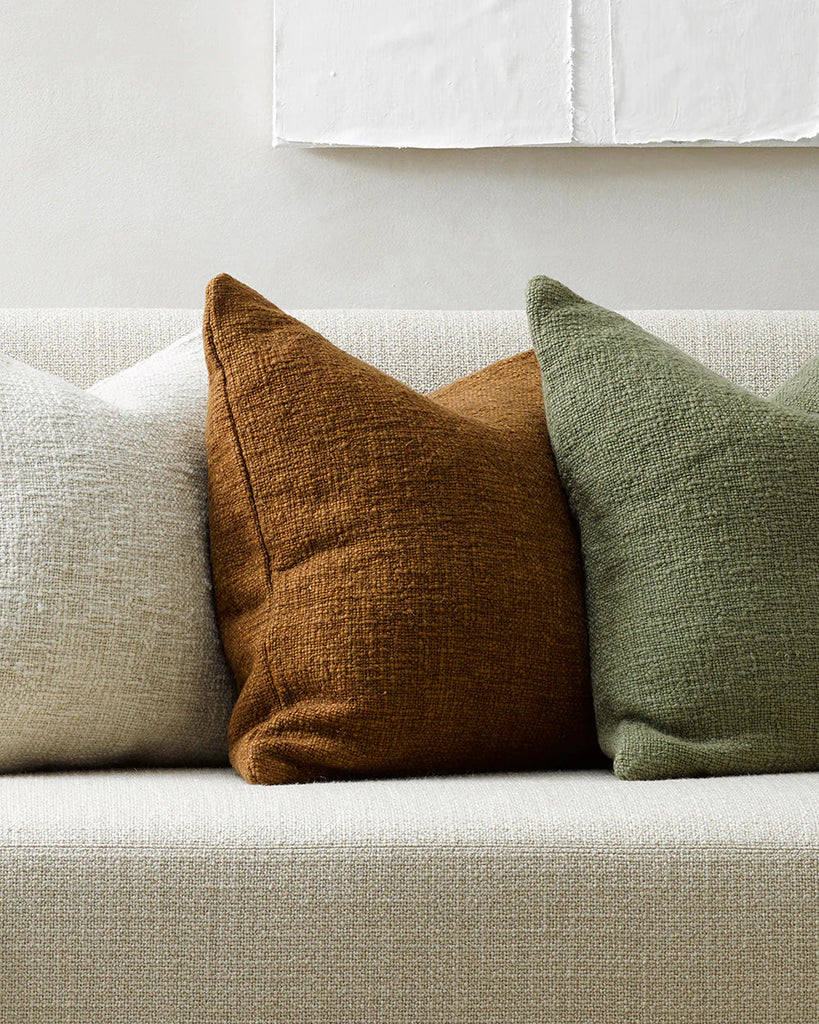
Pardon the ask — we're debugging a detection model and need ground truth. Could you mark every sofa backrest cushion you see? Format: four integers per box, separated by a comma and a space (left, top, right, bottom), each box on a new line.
2, 307, 818, 396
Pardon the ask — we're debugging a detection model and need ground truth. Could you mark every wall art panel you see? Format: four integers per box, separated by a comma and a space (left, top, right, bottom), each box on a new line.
274, 0, 819, 147
274, 0, 573, 147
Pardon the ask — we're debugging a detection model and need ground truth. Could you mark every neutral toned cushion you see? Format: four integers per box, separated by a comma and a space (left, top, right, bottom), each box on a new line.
204, 274, 599, 784
528, 276, 819, 781
1, 767, 817, 1024
4, 307, 819, 396
0, 335, 234, 770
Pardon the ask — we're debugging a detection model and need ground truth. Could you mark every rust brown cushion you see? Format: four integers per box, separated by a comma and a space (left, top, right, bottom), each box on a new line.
204, 274, 599, 784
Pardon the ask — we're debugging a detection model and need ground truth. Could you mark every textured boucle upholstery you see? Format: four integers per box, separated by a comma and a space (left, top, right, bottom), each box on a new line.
2, 306, 819, 396
1, 768, 818, 1024
1, 305, 819, 1023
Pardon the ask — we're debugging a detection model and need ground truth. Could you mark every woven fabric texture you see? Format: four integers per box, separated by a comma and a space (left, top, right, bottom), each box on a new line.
1, 767, 817, 1024
0, 336, 234, 770
0, 301, 818, 1022
3, 306, 819, 396
205, 275, 598, 783
528, 277, 819, 780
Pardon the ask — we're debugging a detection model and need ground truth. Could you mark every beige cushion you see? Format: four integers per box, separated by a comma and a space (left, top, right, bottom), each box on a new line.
2, 308, 819, 395
0, 767, 816, 1023
0, 334, 234, 769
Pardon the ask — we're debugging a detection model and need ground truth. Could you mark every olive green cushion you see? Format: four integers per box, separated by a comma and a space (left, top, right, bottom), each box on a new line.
527, 276, 819, 781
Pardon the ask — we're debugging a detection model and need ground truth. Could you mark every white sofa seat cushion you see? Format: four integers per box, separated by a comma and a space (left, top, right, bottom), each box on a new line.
1, 768, 816, 1023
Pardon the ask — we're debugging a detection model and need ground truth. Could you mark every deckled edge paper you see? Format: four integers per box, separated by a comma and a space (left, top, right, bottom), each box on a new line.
610, 0, 819, 144
274, 0, 819, 147
571, 0, 615, 144
274, 0, 572, 148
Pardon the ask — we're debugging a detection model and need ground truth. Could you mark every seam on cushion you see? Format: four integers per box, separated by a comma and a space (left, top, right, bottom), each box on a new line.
204, 317, 286, 764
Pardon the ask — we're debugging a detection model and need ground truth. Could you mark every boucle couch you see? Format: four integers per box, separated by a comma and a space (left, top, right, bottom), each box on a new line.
1, 306, 818, 1024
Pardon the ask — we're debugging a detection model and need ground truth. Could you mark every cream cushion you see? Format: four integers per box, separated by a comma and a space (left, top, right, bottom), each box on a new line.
1, 767, 817, 1024
0, 333, 233, 769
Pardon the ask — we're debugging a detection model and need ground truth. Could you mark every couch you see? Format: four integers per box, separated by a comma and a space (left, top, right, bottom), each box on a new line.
1, 305, 817, 1024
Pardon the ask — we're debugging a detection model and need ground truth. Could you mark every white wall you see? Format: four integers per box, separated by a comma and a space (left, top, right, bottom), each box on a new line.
1, 0, 817, 311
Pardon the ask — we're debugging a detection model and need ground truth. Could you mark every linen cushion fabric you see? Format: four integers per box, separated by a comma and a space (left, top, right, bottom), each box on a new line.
204, 274, 599, 785
0, 334, 235, 771
527, 276, 819, 781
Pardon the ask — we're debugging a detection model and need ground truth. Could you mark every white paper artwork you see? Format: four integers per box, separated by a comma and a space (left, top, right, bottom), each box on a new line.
274, 0, 819, 147
609, 0, 819, 144
274, 0, 573, 147
570, 0, 615, 145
